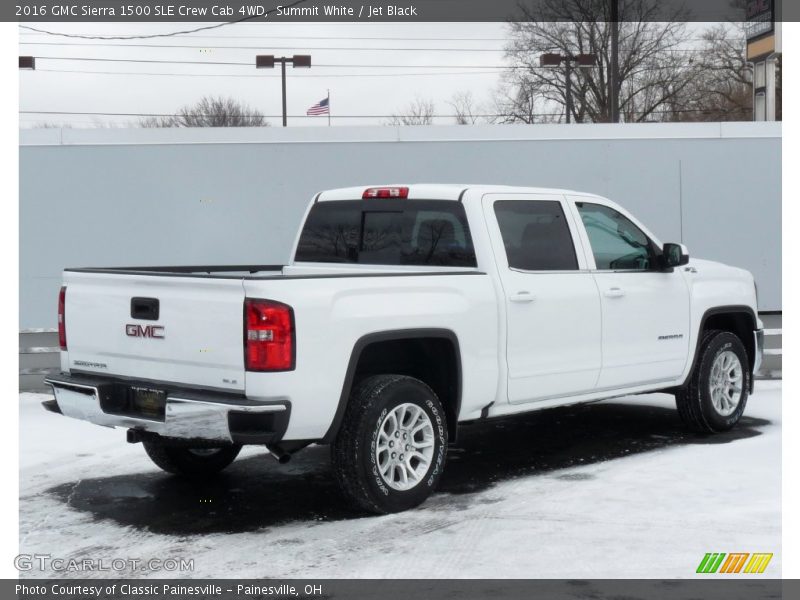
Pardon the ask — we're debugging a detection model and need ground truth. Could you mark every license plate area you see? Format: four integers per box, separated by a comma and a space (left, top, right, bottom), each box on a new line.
98, 383, 166, 421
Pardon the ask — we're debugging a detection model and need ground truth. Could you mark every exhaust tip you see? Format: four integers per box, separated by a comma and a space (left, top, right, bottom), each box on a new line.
267, 446, 292, 464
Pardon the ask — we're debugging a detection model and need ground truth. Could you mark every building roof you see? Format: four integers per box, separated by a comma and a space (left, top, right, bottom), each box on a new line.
19, 121, 781, 147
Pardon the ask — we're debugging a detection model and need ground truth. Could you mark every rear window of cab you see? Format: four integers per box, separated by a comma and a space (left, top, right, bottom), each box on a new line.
295, 200, 477, 267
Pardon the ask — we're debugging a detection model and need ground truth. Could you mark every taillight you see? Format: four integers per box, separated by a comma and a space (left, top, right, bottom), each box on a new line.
58, 286, 67, 350
363, 186, 409, 199
244, 299, 295, 371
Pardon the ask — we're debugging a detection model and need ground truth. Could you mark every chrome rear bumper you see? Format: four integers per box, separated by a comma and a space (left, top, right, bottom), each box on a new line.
44, 374, 289, 444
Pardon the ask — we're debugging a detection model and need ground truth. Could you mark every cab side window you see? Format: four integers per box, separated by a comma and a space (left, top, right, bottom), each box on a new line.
577, 202, 657, 271
494, 200, 578, 271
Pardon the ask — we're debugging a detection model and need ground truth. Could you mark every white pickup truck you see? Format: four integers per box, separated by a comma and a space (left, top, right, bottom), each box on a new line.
46, 184, 763, 513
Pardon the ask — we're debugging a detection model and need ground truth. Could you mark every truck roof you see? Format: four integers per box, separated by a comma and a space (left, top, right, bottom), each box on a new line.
316, 184, 587, 202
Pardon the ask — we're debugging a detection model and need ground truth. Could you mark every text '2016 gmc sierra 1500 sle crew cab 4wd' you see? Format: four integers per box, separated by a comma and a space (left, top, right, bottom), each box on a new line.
45, 184, 764, 514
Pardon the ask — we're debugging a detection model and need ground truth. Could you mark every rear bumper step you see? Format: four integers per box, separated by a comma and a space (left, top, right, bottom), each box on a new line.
44, 373, 290, 445
41, 398, 62, 414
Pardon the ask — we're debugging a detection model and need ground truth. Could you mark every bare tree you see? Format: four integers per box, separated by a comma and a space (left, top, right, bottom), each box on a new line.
448, 91, 482, 125
140, 96, 269, 127
665, 24, 762, 122
29, 119, 121, 129
387, 97, 436, 126
497, 0, 696, 123
29, 122, 73, 129
489, 80, 561, 124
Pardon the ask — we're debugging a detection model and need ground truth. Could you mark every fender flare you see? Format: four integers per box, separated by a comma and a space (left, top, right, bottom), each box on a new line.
682, 305, 758, 391
320, 328, 462, 444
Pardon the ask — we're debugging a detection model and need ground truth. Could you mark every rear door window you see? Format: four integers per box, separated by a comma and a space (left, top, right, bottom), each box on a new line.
494, 200, 578, 270
295, 200, 477, 267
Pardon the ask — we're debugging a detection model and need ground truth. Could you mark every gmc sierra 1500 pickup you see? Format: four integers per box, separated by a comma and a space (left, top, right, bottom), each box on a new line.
45, 184, 763, 513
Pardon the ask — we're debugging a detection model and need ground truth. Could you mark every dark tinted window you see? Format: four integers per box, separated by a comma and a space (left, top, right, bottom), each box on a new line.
295, 200, 477, 267
577, 202, 658, 270
494, 200, 578, 271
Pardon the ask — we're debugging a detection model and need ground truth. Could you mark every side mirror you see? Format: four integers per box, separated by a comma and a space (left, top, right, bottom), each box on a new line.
663, 242, 689, 268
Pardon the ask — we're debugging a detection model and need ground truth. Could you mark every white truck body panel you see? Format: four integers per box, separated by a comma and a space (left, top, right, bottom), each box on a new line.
479, 192, 602, 403
241, 271, 499, 440
50, 184, 762, 445
61, 272, 247, 391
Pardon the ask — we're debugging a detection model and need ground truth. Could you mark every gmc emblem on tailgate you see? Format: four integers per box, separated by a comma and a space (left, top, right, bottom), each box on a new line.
126, 324, 165, 339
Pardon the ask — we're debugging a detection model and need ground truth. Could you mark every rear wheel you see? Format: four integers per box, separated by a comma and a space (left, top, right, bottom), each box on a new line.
332, 375, 448, 514
142, 440, 241, 477
676, 330, 750, 432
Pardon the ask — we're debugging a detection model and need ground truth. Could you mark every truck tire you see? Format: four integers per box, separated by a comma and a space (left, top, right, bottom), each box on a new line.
676, 329, 750, 433
142, 441, 241, 477
332, 374, 448, 514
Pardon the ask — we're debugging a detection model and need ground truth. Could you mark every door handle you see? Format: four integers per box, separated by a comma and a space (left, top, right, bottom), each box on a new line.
509, 291, 536, 303
604, 287, 625, 298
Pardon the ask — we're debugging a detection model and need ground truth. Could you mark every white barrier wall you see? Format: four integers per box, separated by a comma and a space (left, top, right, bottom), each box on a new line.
20, 122, 781, 328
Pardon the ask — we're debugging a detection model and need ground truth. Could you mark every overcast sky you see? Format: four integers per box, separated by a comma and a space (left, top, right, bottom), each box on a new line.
19, 21, 514, 127
18, 21, 724, 128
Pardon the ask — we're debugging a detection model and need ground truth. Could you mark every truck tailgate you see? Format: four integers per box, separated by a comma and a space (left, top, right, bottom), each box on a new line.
62, 271, 246, 391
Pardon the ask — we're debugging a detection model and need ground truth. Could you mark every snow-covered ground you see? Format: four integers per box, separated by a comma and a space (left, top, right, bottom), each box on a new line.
19, 383, 781, 578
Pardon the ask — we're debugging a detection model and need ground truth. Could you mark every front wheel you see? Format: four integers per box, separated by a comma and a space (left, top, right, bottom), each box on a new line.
142, 440, 241, 477
332, 375, 448, 514
676, 330, 750, 432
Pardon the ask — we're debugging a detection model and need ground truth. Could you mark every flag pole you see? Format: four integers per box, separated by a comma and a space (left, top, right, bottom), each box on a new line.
327, 89, 331, 127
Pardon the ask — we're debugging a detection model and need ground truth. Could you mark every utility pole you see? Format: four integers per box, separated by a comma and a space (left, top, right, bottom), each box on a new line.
564, 59, 572, 124
609, 0, 620, 123
540, 53, 597, 124
256, 54, 312, 127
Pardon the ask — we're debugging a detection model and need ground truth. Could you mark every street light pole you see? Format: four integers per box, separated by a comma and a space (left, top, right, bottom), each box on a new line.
280, 59, 287, 128
540, 53, 596, 124
564, 58, 572, 124
256, 54, 312, 127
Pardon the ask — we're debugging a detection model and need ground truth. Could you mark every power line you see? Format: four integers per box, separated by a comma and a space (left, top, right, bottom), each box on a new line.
25, 56, 708, 77
37, 67, 505, 79
17, 0, 308, 39
21, 110, 500, 117
18, 32, 511, 41
19, 108, 752, 118
27, 56, 704, 72
15, 55, 664, 69
18, 41, 717, 54
20, 41, 507, 52
18, 21, 250, 40
30, 56, 513, 68
18, 31, 738, 44
18, 110, 530, 119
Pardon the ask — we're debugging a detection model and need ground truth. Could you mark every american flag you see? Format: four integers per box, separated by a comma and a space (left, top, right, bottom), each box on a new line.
306, 97, 330, 116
